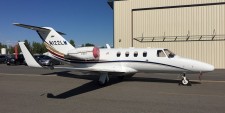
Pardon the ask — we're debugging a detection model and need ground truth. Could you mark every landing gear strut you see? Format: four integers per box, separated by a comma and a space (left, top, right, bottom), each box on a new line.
98, 72, 109, 86
179, 73, 191, 86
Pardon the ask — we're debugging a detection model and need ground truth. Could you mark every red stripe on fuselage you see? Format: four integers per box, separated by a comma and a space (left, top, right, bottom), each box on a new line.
47, 48, 64, 59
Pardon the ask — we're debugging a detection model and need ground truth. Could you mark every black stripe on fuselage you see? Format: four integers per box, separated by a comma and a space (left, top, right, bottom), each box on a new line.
53, 58, 190, 71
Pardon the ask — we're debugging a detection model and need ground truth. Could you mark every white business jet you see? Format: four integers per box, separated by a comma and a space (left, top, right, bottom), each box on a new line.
14, 23, 214, 86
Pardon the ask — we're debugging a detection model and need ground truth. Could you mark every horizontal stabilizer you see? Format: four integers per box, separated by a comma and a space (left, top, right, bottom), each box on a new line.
13, 23, 66, 35
18, 42, 42, 68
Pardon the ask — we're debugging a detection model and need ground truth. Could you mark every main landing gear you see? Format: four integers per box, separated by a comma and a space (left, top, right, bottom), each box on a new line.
98, 73, 135, 86
98, 72, 109, 86
179, 73, 192, 86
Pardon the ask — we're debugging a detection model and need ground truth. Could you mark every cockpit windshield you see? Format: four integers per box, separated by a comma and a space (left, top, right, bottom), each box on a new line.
164, 49, 175, 58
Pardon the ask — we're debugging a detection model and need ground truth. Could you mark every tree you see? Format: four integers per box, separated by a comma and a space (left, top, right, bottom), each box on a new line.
8, 46, 14, 54
5, 42, 21, 54
32, 42, 41, 54
41, 43, 48, 53
24, 40, 31, 52
17, 43, 21, 54
32, 41, 47, 54
1, 40, 48, 54
69, 39, 75, 47
0, 43, 7, 49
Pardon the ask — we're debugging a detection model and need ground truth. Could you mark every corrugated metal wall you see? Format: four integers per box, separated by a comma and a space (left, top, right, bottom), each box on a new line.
113, 0, 225, 68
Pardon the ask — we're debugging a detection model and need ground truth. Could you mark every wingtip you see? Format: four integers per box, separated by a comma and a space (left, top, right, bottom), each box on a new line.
18, 41, 25, 44
106, 44, 111, 49
13, 23, 20, 25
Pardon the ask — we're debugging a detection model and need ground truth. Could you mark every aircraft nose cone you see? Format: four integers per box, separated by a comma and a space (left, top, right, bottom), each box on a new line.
205, 64, 214, 72
200, 63, 214, 72
192, 60, 215, 72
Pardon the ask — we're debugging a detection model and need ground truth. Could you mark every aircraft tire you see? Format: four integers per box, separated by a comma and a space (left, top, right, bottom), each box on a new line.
181, 78, 191, 86
98, 80, 107, 86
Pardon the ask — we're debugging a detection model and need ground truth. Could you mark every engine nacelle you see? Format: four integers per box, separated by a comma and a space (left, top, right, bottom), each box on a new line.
66, 47, 100, 60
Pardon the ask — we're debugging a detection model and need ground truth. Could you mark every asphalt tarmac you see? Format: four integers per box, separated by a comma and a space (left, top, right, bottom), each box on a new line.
0, 64, 225, 113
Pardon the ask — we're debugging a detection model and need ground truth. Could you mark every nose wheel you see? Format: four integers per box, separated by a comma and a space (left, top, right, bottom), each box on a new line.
179, 73, 191, 86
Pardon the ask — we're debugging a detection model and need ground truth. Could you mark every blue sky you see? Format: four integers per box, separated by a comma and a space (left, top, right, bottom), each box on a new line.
0, 0, 113, 47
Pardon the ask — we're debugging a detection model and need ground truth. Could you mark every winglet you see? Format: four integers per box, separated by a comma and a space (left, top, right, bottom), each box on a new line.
106, 44, 111, 49
18, 42, 42, 68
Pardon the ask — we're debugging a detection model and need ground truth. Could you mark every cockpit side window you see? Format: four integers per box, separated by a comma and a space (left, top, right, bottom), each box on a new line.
164, 49, 175, 58
157, 50, 166, 57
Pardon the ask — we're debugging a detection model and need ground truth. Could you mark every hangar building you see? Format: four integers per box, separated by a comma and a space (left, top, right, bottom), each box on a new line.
108, 0, 225, 69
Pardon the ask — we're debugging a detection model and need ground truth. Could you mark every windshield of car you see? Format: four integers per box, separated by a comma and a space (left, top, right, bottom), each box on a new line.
42, 56, 51, 60
164, 49, 175, 58
34, 55, 45, 59
0, 55, 6, 58
8, 55, 15, 59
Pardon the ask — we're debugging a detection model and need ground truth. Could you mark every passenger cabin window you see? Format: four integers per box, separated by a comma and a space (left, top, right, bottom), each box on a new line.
164, 49, 175, 58
157, 50, 166, 57
143, 52, 147, 57
117, 52, 121, 57
134, 51, 138, 57
125, 51, 129, 57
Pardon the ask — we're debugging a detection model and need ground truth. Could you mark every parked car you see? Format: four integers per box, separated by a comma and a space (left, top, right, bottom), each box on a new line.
0, 55, 8, 64
6, 54, 26, 65
37, 55, 61, 66
34, 54, 46, 62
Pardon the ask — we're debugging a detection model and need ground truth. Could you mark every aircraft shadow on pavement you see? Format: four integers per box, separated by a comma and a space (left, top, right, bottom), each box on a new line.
127, 77, 201, 84
43, 71, 121, 99
42, 71, 201, 99
42, 71, 97, 80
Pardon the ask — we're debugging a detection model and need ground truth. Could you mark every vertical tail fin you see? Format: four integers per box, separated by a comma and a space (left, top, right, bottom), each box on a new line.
13, 23, 75, 56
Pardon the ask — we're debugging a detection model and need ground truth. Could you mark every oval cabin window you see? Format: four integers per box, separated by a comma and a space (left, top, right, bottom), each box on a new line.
134, 51, 138, 57
143, 52, 147, 57
117, 52, 121, 57
125, 51, 129, 57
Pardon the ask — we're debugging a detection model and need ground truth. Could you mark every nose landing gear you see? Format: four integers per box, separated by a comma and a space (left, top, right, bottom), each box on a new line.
179, 73, 191, 86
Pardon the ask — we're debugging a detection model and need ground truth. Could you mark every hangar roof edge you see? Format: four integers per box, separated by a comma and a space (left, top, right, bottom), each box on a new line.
108, 0, 126, 9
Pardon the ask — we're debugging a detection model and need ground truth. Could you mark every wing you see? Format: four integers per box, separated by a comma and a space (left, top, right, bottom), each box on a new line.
54, 66, 137, 73
19, 42, 137, 73
18, 42, 42, 67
